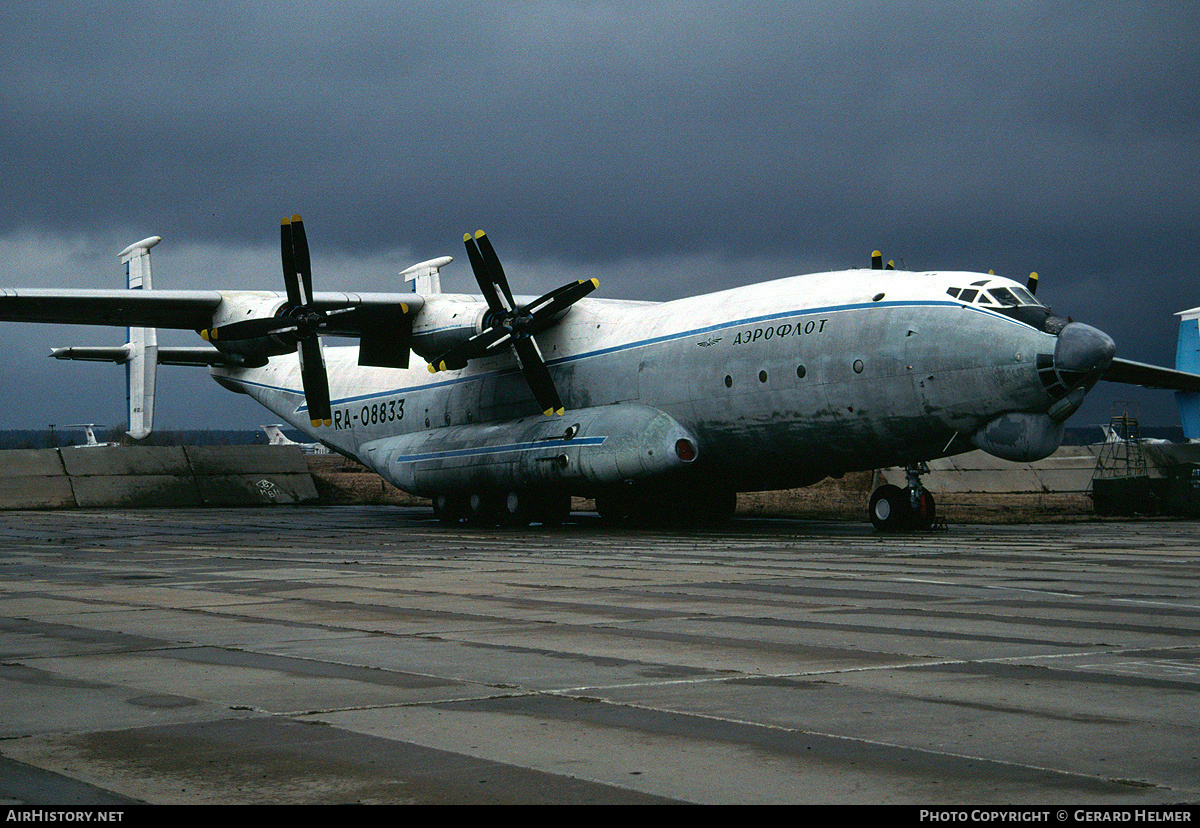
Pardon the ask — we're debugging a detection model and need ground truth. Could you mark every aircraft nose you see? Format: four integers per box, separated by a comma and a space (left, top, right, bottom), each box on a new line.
1054, 322, 1116, 389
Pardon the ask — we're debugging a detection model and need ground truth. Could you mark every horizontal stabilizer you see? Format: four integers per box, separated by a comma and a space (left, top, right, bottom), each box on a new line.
52, 345, 237, 367
1102, 357, 1200, 393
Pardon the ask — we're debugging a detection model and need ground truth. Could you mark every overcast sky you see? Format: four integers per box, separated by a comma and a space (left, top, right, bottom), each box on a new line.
2, 1, 1198, 434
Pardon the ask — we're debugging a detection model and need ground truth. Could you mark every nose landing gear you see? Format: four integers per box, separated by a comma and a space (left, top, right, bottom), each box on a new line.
868, 463, 940, 532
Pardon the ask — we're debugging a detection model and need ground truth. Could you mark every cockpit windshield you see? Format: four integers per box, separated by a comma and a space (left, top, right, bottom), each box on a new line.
946, 282, 1042, 309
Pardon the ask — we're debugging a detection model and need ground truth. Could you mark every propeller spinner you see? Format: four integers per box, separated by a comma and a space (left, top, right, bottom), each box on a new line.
429, 230, 597, 416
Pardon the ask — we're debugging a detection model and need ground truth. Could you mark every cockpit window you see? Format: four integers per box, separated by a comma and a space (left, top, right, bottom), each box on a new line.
988, 287, 1020, 306
946, 283, 1044, 309
1012, 286, 1038, 304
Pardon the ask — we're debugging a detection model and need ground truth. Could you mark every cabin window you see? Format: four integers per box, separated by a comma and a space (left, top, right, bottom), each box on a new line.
958, 289, 979, 302
946, 287, 962, 298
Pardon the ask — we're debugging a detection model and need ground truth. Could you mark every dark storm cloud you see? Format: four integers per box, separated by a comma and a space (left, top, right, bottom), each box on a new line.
1, 1, 1198, 427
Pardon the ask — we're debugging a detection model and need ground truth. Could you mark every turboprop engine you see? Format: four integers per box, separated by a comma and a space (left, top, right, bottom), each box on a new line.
408, 294, 492, 360
970, 321, 1116, 461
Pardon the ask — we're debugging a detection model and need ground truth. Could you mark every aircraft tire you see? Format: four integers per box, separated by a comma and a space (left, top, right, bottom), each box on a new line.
467, 492, 502, 527
532, 492, 571, 527
497, 491, 533, 527
869, 484, 912, 532
595, 489, 632, 523
433, 493, 467, 525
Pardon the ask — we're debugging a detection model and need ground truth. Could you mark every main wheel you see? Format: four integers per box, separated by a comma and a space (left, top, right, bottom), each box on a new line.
869, 484, 911, 532
496, 491, 533, 527
433, 493, 467, 525
466, 492, 502, 526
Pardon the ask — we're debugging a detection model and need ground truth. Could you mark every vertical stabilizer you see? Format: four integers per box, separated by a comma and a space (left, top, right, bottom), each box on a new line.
1175, 307, 1200, 439
118, 236, 161, 439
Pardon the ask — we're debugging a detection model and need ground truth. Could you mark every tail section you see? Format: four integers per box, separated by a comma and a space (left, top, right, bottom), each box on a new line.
119, 237, 160, 439
262, 425, 296, 445
1176, 307, 1200, 439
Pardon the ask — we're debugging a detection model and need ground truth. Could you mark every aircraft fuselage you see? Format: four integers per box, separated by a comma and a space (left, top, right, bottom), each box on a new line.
216, 268, 1084, 497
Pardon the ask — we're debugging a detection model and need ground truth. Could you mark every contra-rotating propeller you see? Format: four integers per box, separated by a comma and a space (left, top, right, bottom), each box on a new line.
201, 215, 335, 427
429, 230, 597, 416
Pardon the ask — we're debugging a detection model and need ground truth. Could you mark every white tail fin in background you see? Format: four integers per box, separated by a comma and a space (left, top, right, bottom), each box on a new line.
118, 236, 161, 439
261, 424, 296, 445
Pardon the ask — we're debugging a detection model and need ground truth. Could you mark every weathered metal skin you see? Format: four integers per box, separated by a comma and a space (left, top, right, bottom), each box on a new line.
357, 404, 697, 497
215, 267, 1115, 496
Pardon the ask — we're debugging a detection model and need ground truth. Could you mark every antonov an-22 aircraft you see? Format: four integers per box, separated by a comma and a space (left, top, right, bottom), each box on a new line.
3, 216, 1199, 531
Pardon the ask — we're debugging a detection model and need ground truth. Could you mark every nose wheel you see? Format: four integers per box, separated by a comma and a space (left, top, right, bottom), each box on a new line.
868, 463, 939, 532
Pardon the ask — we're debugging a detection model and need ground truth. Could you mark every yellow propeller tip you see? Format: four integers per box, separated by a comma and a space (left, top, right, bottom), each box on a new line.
200, 330, 211, 341
589, 278, 599, 288
281, 217, 291, 226
291, 214, 302, 222
463, 233, 472, 243
310, 419, 323, 427
474, 229, 487, 239
428, 364, 437, 373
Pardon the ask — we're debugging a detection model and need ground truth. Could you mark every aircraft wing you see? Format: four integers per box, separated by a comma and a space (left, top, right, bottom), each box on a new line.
0, 288, 225, 329
0, 288, 423, 334
1103, 357, 1200, 393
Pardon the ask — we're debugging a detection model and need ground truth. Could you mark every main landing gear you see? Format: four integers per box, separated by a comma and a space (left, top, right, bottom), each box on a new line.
432, 490, 572, 527
868, 463, 940, 532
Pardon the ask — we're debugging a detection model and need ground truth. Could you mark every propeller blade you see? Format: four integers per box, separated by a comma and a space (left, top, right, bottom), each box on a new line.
474, 230, 516, 311
428, 325, 514, 372
463, 233, 508, 315
280, 218, 302, 307
523, 278, 599, 323
1027, 271, 1039, 295
201, 316, 300, 342
298, 336, 332, 427
512, 337, 563, 415
290, 215, 314, 305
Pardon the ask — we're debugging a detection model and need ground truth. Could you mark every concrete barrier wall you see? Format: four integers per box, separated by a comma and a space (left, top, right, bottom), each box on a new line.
0, 445, 318, 509
880, 443, 1200, 494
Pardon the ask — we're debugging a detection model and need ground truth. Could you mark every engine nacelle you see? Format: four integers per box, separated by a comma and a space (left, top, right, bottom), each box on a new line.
360, 404, 700, 497
408, 294, 490, 360
203, 291, 296, 363
970, 411, 1065, 462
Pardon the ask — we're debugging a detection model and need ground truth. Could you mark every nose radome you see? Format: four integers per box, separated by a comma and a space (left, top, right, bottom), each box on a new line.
1055, 322, 1116, 388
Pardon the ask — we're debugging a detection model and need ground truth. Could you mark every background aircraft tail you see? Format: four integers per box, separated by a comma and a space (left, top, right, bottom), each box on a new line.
118, 237, 161, 439
1176, 307, 1200, 439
